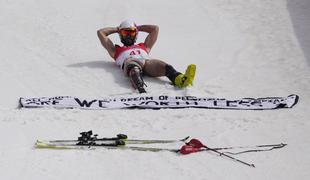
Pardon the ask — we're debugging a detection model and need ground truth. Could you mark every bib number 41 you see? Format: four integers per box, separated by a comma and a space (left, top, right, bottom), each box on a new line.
130, 50, 141, 55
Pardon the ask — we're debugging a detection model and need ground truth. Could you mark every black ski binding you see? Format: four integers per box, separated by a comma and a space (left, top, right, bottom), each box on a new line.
76, 131, 127, 146
116, 134, 128, 140
77, 130, 98, 145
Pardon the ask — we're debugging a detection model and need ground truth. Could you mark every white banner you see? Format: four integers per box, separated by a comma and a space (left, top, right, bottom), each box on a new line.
19, 94, 299, 110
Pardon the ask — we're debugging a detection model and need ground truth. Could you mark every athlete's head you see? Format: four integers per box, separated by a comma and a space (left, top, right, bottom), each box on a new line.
118, 19, 138, 46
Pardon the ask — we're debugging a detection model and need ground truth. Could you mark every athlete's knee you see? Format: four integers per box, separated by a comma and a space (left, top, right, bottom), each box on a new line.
127, 64, 141, 73
124, 60, 143, 76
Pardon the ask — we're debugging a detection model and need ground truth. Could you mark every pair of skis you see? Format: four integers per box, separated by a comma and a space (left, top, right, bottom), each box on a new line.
36, 131, 189, 152
35, 131, 287, 168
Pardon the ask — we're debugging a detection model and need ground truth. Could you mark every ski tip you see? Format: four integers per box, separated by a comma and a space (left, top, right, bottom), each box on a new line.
36, 139, 44, 143
280, 143, 288, 147
35, 141, 47, 148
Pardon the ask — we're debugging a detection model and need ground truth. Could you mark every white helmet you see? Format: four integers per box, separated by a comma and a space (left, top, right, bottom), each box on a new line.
119, 19, 137, 30
118, 19, 138, 46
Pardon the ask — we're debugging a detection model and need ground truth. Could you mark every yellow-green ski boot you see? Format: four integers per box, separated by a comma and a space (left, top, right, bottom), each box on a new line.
174, 64, 196, 88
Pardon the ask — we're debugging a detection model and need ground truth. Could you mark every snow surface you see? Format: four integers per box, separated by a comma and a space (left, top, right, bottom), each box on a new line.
0, 0, 310, 179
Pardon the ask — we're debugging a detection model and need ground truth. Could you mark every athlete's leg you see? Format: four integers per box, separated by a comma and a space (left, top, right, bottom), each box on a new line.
123, 59, 147, 93
143, 59, 167, 77
143, 59, 196, 87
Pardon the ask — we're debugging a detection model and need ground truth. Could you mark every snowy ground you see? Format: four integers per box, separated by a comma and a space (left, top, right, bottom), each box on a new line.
0, 0, 310, 179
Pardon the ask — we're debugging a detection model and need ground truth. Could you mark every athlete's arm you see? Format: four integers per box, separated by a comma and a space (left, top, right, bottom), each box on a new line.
137, 25, 159, 53
97, 27, 118, 58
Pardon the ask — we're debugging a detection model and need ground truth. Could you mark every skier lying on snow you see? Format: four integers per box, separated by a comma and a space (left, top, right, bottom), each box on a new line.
97, 19, 196, 93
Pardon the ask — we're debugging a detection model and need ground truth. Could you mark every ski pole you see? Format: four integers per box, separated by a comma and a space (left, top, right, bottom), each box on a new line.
213, 143, 287, 151
206, 147, 255, 167
187, 139, 255, 167
223, 143, 287, 155
210, 143, 287, 155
